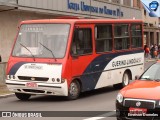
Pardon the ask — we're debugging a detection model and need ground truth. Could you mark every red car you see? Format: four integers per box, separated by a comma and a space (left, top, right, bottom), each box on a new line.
116, 61, 160, 120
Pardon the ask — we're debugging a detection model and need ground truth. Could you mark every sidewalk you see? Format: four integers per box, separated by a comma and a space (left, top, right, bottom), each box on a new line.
0, 84, 13, 98
145, 57, 159, 62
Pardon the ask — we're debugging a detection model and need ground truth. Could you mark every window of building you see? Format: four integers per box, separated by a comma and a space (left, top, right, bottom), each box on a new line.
144, 9, 146, 16
71, 28, 92, 55
131, 24, 142, 48
137, 0, 141, 8
123, 0, 131, 6
133, 0, 141, 8
114, 24, 130, 50
95, 25, 112, 52
112, 0, 120, 4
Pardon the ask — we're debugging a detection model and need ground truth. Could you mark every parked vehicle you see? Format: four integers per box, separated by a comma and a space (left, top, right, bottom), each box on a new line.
116, 61, 160, 120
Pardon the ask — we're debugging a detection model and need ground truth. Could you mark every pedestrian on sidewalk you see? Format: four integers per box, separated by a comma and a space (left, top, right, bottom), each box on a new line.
144, 45, 150, 58
158, 45, 160, 59
150, 44, 154, 58
154, 44, 158, 59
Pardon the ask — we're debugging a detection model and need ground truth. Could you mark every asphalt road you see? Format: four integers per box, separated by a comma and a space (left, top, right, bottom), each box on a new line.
0, 61, 155, 120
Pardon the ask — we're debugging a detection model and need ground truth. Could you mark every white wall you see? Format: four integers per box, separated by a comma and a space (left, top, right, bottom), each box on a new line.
0, 11, 53, 62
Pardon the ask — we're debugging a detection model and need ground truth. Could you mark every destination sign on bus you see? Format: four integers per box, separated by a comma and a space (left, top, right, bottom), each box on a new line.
112, 58, 142, 68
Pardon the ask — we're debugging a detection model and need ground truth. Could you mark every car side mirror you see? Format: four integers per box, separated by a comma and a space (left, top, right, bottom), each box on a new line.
135, 75, 140, 80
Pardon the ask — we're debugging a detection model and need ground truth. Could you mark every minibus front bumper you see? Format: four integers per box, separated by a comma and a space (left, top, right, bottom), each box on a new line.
6, 79, 68, 96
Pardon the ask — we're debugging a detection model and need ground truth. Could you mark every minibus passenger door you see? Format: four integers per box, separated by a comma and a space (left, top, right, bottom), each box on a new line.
71, 26, 94, 77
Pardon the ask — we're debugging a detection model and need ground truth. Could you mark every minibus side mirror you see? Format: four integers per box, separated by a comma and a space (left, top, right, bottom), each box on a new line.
71, 53, 79, 59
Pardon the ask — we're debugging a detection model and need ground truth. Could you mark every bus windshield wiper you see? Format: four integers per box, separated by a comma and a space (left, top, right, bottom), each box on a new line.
39, 42, 57, 61
19, 42, 35, 61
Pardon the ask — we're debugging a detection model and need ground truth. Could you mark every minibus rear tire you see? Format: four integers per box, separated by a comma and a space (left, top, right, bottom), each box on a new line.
67, 80, 80, 100
15, 93, 31, 101
113, 72, 130, 89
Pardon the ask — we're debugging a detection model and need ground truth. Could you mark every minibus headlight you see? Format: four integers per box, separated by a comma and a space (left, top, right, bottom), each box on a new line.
57, 78, 60, 82
13, 75, 16, 79
61, 78, 66, 83
117, 93, 123, 103
7, 75, 11, 80
10, 75, 14, 79
52, 78, 66, 83
52, 78, 55, 82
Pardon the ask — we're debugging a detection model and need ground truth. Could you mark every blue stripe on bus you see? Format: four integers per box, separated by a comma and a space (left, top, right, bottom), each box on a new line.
80, 49, 144, 92
9, 62, 26, 75
8, 49, 144, 92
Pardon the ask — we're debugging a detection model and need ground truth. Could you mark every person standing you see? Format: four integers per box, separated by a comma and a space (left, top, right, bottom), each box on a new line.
158, 45, 160, 59
154, 44, 158, 58
144, 45, 150, 58
150, 44, 154, 58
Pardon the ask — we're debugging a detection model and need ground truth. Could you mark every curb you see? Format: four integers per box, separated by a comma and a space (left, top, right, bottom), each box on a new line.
0, 93, 15, 98
145, 59, 157, 62
145, 60, 156, 62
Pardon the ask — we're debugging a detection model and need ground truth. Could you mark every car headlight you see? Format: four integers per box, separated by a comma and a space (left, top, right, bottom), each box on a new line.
117, 93, 123, 103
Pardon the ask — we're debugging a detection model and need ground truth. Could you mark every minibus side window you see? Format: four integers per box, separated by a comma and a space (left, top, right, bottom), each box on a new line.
95, 24, 112, 52
71, 28, 92, 56
131, 24, 142, 48
114, 24, 130, 50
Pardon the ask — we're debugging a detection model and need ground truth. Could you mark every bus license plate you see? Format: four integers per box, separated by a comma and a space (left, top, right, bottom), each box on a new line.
129, 107, 147, 114
26, 82, 37, 88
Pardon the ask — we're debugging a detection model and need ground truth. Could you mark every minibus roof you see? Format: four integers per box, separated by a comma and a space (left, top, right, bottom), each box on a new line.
20, 18, 143, 25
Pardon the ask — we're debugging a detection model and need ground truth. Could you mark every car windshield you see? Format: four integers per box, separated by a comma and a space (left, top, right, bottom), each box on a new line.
140, 63, 160, 81
12, 24, 70, 58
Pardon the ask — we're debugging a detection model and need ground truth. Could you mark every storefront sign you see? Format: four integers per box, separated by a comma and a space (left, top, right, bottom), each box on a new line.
67, 0, 123, 17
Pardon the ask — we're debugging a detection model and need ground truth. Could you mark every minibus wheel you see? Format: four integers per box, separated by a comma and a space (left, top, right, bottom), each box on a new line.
122, 72, 130, 87
67, 80, 80, 100
113, 72, 130, 89
15, 93, 31, 101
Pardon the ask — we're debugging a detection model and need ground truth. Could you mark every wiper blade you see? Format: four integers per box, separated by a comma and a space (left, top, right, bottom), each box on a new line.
140, 77, 151, 80
19, 42, 35, 61
140, 77, 160, 82
154, 79, 160, 82
39, 42, 57, 61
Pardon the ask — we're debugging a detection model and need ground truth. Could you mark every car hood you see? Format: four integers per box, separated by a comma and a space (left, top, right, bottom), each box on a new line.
123, 80, 160, 100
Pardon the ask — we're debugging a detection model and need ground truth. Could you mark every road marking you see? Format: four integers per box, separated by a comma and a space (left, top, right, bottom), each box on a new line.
83, 110, 116, 120
83, 117, 105, 120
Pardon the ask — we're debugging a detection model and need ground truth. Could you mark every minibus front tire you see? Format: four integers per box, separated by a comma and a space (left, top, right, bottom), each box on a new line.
15, 93, 31, 101
67, 80, 80, 100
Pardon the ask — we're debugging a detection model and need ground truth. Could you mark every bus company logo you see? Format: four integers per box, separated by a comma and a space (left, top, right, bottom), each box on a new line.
2, 112, 12, 117
136, 101, 141, 107
149, 1, 159, 11
31, 77, 35, 81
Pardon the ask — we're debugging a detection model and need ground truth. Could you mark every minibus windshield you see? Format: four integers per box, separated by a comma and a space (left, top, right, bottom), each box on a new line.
12, 24, 70, 58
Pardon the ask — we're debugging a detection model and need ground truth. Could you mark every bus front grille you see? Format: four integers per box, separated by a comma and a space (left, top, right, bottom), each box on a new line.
18, 76, 49, 81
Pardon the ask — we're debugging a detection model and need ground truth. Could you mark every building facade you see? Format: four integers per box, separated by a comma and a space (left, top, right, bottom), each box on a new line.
133, 0, 160, 47
0, 0, 143, 62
